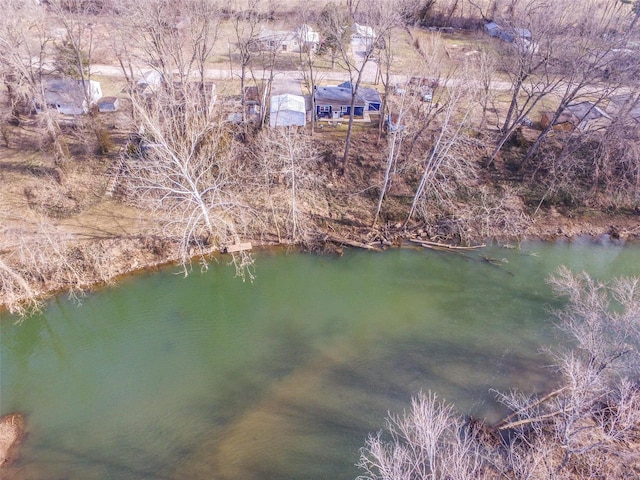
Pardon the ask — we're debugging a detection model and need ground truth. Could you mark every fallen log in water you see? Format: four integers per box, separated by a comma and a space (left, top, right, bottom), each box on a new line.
409, 238, 486, 251
324, 234, 383, 252
496, 386, 569, 431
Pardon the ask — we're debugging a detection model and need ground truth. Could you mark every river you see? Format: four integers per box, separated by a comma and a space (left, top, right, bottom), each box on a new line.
1, 238, 638, 479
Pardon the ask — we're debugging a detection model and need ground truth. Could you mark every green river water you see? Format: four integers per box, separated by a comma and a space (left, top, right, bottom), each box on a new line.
1, 239, 639, 479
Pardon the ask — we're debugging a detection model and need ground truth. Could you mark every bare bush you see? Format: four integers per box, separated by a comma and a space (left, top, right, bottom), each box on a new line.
0, 216, 126, 317
420, 184, 532, 243
356, 392, 485, 480
358, 269, 640, 480
525, 118, 640, 210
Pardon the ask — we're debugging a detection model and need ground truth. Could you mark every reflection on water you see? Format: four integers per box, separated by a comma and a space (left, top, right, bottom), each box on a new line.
1, 241, 638, 480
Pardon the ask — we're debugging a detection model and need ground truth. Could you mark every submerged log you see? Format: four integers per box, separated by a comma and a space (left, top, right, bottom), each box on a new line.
409, 238, 486, 251
0, 413, 25, 468
496, 387, 569, 431
324, 234, 383, 251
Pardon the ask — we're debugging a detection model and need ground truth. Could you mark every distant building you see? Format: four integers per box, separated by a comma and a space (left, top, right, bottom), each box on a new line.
352, 23, 375, 47
484, 22, 501, 37
255, 25, 321, 53
256, 28, 298, 52
607, 94, 640, 123
296, 24, 320, 52
565, 102, 611, 130
485, 21, 533, 49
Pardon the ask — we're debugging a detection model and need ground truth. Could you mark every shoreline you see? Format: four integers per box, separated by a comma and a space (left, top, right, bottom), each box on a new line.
2, 212, 638, 318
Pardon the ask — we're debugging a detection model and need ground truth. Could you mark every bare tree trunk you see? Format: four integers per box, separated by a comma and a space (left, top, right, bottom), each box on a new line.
404, 73, 477, 227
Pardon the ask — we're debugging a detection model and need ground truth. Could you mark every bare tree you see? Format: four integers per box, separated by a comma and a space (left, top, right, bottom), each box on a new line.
253, 29, 287, 129
189, 0, 222, 92
114, 0, 222, 115
587, 90, 640, 204
123, 84, 254, 275
374, 17, 396, 138
0, 255, 42, 317
0, 214, 123, 317
495, 267, 640, 477
356, 392, 485, 480
404, 62, 480, 227
402, 32, 449, 157
252, 128, 324, 244
48, 0, 96, 90
489, 1, 562, 161
372, 86, 412, 227
296, 9, 321, 135
520, 2, 630, 166
475, 46, 498, 130
317, 2, 350, 69
490, 0, 633, 164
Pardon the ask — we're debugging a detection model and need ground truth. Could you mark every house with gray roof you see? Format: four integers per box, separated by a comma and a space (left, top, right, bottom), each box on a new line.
540, 101, 612, 131
607, 94, 640, 123
565, 102, 611, 130
314, 85, 366, 119
337, 82, 382, 111
352, 23, 375, 48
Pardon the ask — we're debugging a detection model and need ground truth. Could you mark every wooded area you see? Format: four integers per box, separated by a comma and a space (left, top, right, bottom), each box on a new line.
1, 1, 640, 477
1, 0, 640, 315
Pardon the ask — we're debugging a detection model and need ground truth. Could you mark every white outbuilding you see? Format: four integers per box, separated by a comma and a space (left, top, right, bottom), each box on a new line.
269, 94, 306, 128
39, 78, 103, 115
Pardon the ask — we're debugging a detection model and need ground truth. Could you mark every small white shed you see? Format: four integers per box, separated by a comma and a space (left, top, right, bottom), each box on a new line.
40, 78, 102, 115
269, 94, 306, 128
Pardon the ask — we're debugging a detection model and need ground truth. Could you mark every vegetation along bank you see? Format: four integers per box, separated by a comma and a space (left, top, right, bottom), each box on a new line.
1, 2, 640, 476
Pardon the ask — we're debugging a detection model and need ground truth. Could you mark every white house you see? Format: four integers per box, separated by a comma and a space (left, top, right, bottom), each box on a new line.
269, 94, 306, 127
39, 78, 102, 115
352, 23, 375, 48
296, 24, 320, 52
257, 28, 299, 52
256, 25, 320, 53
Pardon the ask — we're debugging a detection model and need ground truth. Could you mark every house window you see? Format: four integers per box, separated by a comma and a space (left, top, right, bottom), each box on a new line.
341, 106, 349, 113
319, 105, 331, 113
